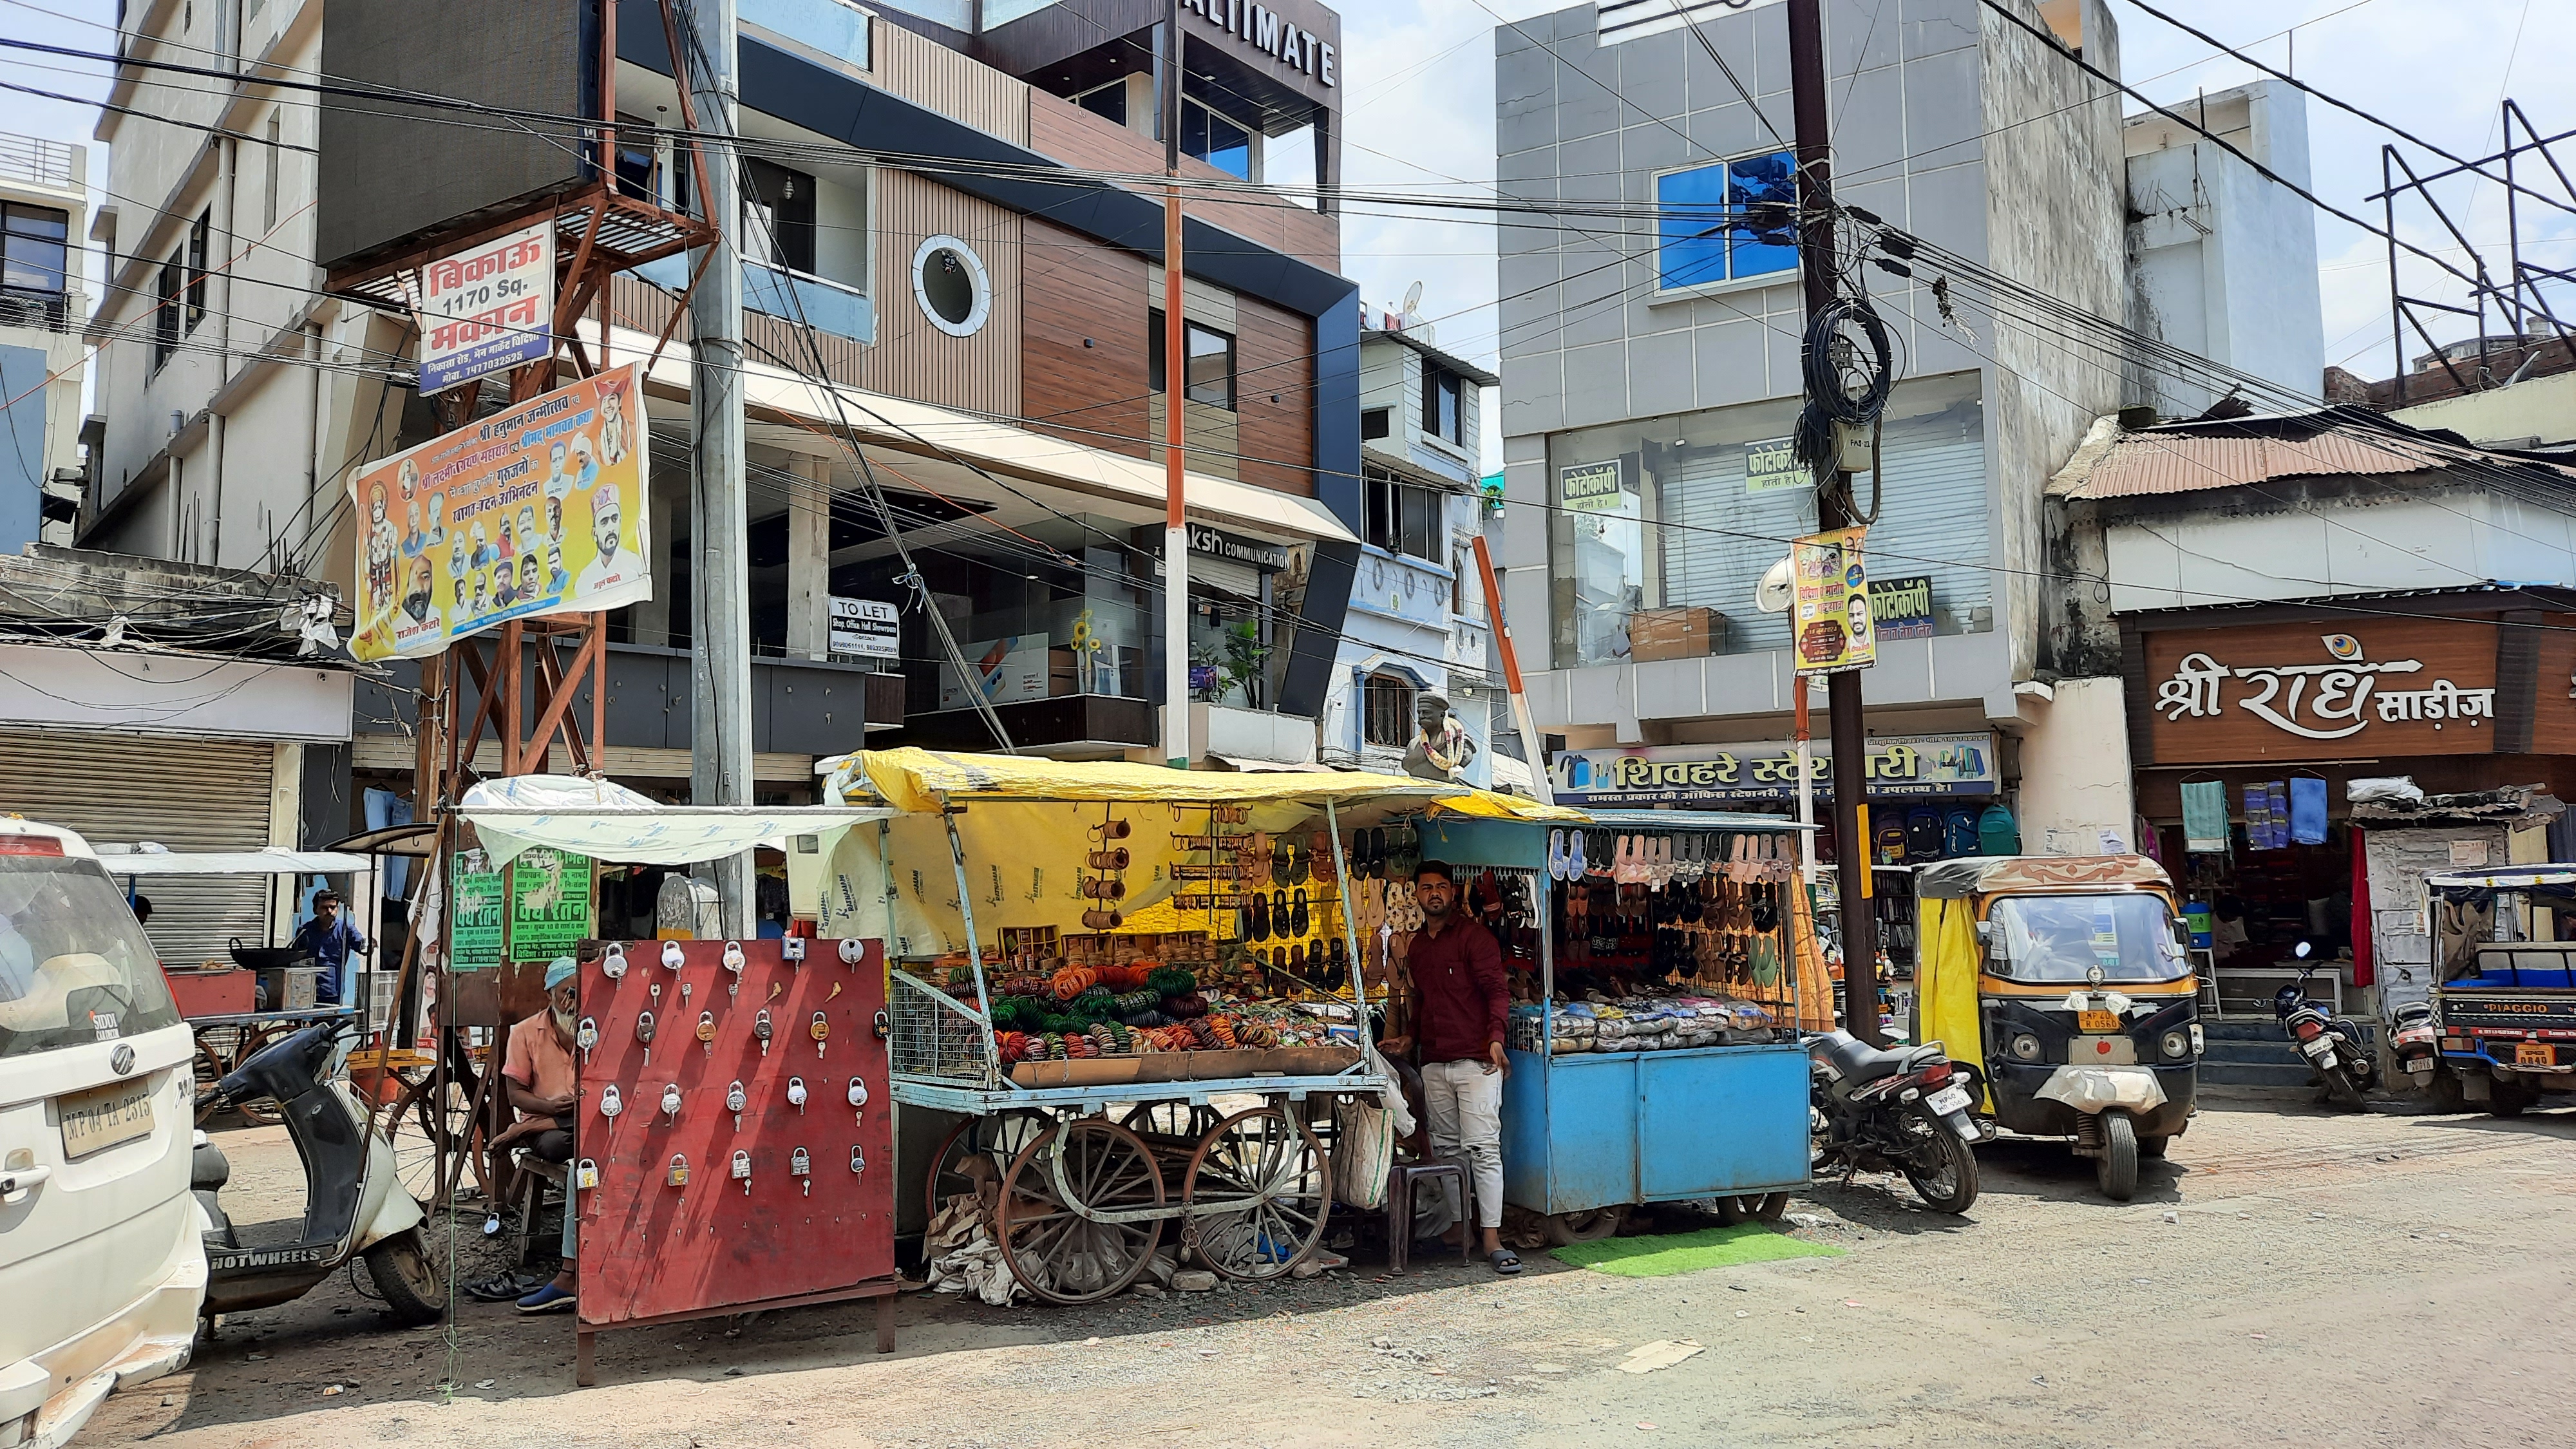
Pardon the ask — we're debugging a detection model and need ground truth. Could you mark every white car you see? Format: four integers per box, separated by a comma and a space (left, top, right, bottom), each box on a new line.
0, 818, 204, 1448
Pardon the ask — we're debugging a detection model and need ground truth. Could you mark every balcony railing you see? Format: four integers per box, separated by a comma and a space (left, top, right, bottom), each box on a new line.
634, 254, 875, 345
740, 0, 875, 68
0, 133, 77, 189
0, 287, 72, 334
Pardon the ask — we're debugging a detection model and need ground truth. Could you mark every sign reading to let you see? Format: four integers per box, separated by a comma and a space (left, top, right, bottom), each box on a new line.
2140, 619, 2501, 762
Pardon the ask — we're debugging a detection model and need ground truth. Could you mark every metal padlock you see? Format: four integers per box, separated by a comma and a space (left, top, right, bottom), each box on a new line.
635, 1010, 657, 1069
598, 1083, 623, 1119
576, 1157, 600, 1191
667, 1153, 689, 1188
754, 1009, 774, 1058
791, 1146, 811, 1196
811, 1010, 830, 1059
731, 1149, 752, 1195
661, 1083, 683, 1121
661, 940, 687, 971
782, 936, 806, 963
723, 940, 746, 996
601, 942, 629, 980
576, 1015, 599, 1066
846, 1075, 868, 1125
837, 938, 866, 965
697, 1010, 717, 1057
786, 1076, 808, 1113
849, 1144, 866, 1177
726, 1079, 746, 1130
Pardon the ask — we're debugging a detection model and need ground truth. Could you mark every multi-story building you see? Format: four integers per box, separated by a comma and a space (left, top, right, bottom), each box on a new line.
0, 133, 89, 550
81, 0, 1367, 846
1318, 298, 1499, 779
1488, 0, 2132, 856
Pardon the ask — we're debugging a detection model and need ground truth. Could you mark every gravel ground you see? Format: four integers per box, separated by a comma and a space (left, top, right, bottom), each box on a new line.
86, 1088, 2576, 1448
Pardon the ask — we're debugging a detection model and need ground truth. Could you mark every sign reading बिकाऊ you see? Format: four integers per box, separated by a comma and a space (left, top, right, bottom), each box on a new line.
413, 222, 552, 397
1792, 525, 1875, 676
348, 363, 650, 662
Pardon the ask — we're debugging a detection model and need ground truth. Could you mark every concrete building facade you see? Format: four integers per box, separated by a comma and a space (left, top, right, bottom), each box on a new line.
1, 133, 92, 550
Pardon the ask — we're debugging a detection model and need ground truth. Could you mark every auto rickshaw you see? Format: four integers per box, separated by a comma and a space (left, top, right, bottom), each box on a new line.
1913, 855, 2201, 1200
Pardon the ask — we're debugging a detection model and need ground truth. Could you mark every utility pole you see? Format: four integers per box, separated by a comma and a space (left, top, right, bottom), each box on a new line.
1161, 0, 1192, 768
1786, 0, 1883, 1045
687, 0, 756, 933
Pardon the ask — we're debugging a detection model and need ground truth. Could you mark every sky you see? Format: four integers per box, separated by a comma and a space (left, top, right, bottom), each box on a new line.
5, 0, 2571, 462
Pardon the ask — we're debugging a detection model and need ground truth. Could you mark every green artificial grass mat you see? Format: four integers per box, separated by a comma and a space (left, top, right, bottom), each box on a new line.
1549, 1223, 1845, 1277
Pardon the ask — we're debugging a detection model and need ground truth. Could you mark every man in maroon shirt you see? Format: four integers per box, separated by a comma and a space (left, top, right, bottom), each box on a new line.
1378, 860, 1519, 1274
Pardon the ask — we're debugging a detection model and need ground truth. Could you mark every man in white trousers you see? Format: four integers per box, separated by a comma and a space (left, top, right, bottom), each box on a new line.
1378, 860, 1519, 1274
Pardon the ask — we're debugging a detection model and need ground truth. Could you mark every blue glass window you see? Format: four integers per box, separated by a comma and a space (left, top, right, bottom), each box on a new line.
1656, 151, 1798, 290
1183, 101, 1253, 182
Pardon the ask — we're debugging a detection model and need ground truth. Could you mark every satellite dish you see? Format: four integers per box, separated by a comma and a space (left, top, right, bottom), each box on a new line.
1755, 554, 1795, 614
1402, 280, 1424, 315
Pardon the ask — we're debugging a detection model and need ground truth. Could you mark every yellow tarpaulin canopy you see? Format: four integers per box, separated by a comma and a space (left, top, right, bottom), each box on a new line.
1427, 791, 1589, 823
824, 747, 1469, 816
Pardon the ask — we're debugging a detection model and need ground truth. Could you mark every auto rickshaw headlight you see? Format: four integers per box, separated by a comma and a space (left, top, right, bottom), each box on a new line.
2009, 1032, 2042, 1062
2161, 1029, 2193, 1060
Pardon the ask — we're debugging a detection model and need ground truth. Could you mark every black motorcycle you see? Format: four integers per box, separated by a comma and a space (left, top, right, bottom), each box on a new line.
1808, 1030, 1991, 1213
2273, 947, 2378, 1110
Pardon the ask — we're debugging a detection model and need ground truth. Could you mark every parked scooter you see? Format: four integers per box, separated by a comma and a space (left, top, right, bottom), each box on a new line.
1808, 1030, 1992, 1213
192, 1020, 446, 1327
2273, 944, 2378, 1110
2390, 1000, 2439, 1092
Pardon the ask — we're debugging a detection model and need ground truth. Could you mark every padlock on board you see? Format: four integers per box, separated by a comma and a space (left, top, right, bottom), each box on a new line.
782, 936, 806, 963
576, 1015, 599, 1066
791, 1146, 811, 1196
599, 1083, 624, 1119
837, 937, 866, 966
726, 1079, 746, 1130
601, 942, 629, 980
847, 1075, 867, 1126
723, 940, 746, 996
697, 1010, 717, 1056
849, 1144, 866, 1177
667, 1153, 689, 1188
731, 1149, 752, 1195
635, 1010, 657, 1066
811, 1010, 830, 1059
754, 1008, 774, 1057
661, 940, 686, 971
661, 1083, 683, 1121
576, 1158, 600, 1191
786, 1075, 807, 1113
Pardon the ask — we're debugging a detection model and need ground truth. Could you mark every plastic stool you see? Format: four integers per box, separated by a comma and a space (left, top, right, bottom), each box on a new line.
1384, 1160, 1466, 1274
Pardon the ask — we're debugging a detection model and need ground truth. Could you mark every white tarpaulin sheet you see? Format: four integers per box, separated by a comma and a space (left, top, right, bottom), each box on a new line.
91, 849, 372, 876
459, 775, 896, 868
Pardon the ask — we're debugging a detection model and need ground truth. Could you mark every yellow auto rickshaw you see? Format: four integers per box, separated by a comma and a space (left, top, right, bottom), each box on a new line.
1913, 855, 2201, 1201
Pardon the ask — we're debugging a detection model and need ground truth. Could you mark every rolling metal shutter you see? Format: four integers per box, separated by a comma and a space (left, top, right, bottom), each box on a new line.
1658, 398, 1989, 652
0, 730, 278, 969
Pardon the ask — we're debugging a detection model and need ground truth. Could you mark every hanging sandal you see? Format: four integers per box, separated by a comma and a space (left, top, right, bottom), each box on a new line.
1292, 887, 1309, 937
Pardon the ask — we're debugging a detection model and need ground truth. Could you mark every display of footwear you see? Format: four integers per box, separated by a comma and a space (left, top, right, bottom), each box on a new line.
1291, 887, 1309, 936
1548, 829, 1567, 881
1251, 891, 1271, 941
1564, 829, 1587, 880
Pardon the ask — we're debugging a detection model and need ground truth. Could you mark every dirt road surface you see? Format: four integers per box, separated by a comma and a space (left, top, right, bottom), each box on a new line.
90, 1090, 2576, 1448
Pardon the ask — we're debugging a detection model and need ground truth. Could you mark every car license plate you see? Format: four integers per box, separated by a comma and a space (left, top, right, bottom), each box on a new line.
1926, 1085, 1972, 1115
60, 1078, 155, 1160
2078, 1009, 2121, 1032
2515, 1042, 2555, 1066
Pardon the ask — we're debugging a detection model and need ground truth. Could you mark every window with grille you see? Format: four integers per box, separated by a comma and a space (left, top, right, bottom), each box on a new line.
1362, 672, 1414, 748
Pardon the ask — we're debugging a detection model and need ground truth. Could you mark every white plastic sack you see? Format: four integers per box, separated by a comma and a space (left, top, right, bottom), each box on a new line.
2033, 1066, 2170, 1113
2346, 775, 2425, 806
1332, 1096, 1396, 1211
923, 1194, 1025, 1305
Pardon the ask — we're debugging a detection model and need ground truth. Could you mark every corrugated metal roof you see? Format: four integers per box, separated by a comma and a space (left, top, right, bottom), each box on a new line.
2049, 406, 2576, 500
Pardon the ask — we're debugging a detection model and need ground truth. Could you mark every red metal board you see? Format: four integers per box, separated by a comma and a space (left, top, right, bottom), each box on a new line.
574, 938, 893, 1327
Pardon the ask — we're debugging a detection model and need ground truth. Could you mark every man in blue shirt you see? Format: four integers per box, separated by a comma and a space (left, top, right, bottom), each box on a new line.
289, 889, 368, 1007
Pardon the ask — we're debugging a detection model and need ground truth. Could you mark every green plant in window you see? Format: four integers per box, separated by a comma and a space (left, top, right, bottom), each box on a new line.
1191, 618, 1271, 706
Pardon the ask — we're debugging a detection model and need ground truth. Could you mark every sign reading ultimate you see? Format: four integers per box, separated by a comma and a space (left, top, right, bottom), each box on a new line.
1186, 0, 1338, 86
1551, 734, 1998, 806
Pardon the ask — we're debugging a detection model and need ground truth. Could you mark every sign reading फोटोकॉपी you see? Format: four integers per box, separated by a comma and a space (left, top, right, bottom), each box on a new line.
348, 363, 651, 662
2138, 617, 2502, 763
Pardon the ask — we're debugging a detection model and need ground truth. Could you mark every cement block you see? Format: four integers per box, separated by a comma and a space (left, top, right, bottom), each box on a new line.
1627, 327, 1699, 420
1560, 341, 1629, 429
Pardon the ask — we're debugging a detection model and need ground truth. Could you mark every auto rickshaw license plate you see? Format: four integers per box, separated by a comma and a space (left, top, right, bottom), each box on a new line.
2078, 1009, 2121, 1032
2516, 1042, 2556, 1066
60, 1078, 155, 1160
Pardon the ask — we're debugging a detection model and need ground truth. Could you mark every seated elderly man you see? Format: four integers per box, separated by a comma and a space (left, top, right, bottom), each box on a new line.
491, 956, 581, 1314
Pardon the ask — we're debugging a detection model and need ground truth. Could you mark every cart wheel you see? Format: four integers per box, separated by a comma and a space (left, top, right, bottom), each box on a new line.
925, 1110, 1051, 1229
1714, 1193, 1789, 1226
191, 1036, 227, 1123
1542, 1206, 1627, 1244
387, 1070, 475, 1209
1180, 1106, 1331, 1281
227, 1023, 294, 1126
996, 1119, 1166, 1305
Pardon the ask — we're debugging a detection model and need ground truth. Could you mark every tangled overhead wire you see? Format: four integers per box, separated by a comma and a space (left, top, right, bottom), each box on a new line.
1792, 292, 1894, 522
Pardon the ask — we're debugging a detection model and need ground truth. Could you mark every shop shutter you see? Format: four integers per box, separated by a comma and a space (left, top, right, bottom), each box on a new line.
1657, 399, 1989, 655
0, 730, 277, 970
1190, 554, 1262, 601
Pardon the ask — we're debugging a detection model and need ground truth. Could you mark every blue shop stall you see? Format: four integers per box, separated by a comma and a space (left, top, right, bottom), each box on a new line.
1404, 806, 1826, 1242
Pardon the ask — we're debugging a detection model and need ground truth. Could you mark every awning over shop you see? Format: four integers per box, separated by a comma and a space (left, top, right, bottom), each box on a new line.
459, 775, 897, 869
824, 748, 1466, 815
91, 848, 372, 876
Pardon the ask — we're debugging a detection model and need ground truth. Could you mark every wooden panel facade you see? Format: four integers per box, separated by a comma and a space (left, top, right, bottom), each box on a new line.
871, 19, 1030, 145
1233, 294, 1315, 496
858, 169, 1023, 417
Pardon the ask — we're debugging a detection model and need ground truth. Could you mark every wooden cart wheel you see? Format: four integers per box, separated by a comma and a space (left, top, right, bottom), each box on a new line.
996, 1119, 1166, 1305
1180, 1105, 1331, 1281
1120, 1100, 1223, 1148
924, 1110, 1052, 1228
1542, 1206, 1627, 1244
191, 1034, 228, 1123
